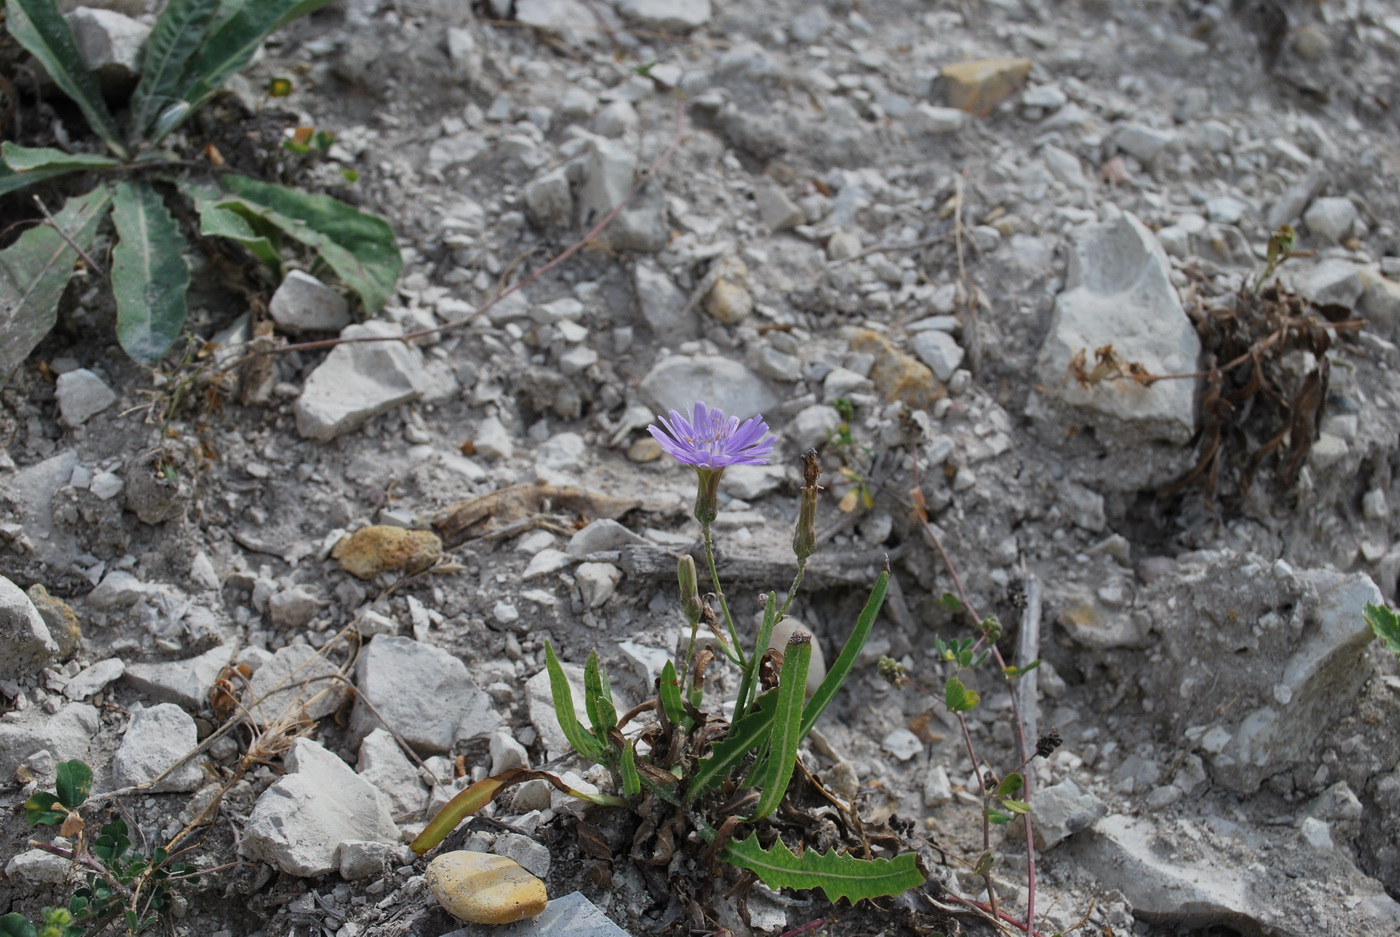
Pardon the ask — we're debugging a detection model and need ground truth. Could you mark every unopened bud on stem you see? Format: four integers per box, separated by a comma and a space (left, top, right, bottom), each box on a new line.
792, 448, 821, 560
692, 466, 722, 527
677, 555, 702, 625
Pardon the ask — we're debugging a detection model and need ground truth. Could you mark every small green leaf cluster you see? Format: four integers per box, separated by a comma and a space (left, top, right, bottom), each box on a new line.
9, 760, 195, 937
1, 0, 402, 384
1365, 602, 1400, 660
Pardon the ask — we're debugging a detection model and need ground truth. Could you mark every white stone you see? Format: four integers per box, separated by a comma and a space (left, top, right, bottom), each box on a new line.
1029, 778, 1106, 849
1290, 259, 1364, 310
923, 765, 953, 807
350, 636, 502, 753
55, 368, 116, 427
907, 103, 968, 135
0, 575, 58, 681
912, 330, 964, 382
524, 167, 573, 227
122, 645, 233, 710
523, 548, 576, 580
575, 562, 621, 608
880, 728, 923, 762
592, 100, 638, 138
787, 404, 842, 450
295, 321, 428, 441
474, 415, 515, 459
615, 0, 711, 31
111, 703, 203, 792
242, 738, 400, 876
63, 658, 124, 699
568, 519, 647, 557
357, 727, 429, 819
1205, 196, 1248, 225
638, 355, 779, 421
1114, 123, 1175, 162
246, 644, 349, 724
633, 259, 699, 338
269, 271, 351, 334
755, 184, 805, 232
489, 729, 530, 775
1032, 210, 1200, 446
1303, 197, 1357, 243
67, 7, 148, 82
89, 470, 124, 500
577, 136, 666, 252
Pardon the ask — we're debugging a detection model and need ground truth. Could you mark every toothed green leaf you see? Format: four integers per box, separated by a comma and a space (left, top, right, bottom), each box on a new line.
721, 835, 925, 903
687, 690, 777, 801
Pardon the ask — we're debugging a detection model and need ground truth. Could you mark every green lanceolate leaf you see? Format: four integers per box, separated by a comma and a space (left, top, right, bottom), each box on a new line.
800, 570, 887, 741
5, 0, 127, 158
0, 186, 112, 387
750, 634, 811, 820
55, 760, 93, 809
1, 142, 120, 175
0, 162, 72, 196
129, 0, 223, 142
1365, 603, 1400, 657
195, 196, 283, 270
945, 676, 979, 713
216, 175, 400, 313
735, 592, 778, 719
618, 735, 641, 797
658, 659, 685, 728
177, 0, 336, 115
110, 181, 190, 363
582, 651, 618, 740
721, 835, 925, 904
687, 690, 778, 802
543, 641, 604, 762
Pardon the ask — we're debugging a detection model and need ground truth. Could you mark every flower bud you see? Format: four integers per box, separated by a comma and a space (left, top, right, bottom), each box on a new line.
677, 555, 702, 625
692, 466, 723, 527
792, 448, 821, 560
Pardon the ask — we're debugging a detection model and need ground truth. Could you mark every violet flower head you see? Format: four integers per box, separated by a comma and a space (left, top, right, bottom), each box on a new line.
648, 402, 775, 469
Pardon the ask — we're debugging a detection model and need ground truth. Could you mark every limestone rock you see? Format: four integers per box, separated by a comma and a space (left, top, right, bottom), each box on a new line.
357, 727, 429, 819
426, 851, 547, 925
567, 519, 646, 557
242, 738, 399, 876
122, 645, 233, 710
633, 259, 699, 339
350, 635, 501, 753
576, 136, 667, 252
0, 702, 100, 782
1031, 210, 1200, 448
67, 6, 148, 89
1290, 258, 1364, 310
615, 0, 711, 32
55, 368, 116, 427
1028, 778, 1106, 849
269, 271, 351, 334
333, 526, 443, 580
111, 703, 204, 792
0, 575, 59, 681
638, 355, 779, 421
911, 330, 964, 383
245, 644, 348, 724
1302, 196, 1356, 243
849, 329, 945, 411
294, 321, 429, 442
754, 184, 804, 232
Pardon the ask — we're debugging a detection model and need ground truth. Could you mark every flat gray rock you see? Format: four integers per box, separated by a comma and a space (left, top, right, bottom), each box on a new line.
111, 702, 203, 792
0, 575, 58, 681
1028, 778, 1106, 849
269, 270, 351, 334
638, 355, 779, 422
122, 645, 233, 709
357, 727, 429, 820
0, 702, 99, 782
440, 890, 632, 937
1031, 210, 1200, 447
55, 368, 116, 427
349, 635, 501, 753
576, 137, 667, 252
615, 0, 711, 32
242, 738, 399, 877
294, 320, 428, 442
633, 260, 699, 339
245, 644, 348, 724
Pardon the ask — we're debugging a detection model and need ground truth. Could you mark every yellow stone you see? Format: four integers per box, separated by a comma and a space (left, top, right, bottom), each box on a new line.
425, 851, 547, 925
940, 58, 1033, 116
332, 526, 442, 580
849, 330, 945, 411
26, 584, 82, 660
627, 437, 663, 462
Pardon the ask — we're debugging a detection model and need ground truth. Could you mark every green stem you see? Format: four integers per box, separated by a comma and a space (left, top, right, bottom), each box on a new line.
702, 524, 746, 668
776, 557, 807, 623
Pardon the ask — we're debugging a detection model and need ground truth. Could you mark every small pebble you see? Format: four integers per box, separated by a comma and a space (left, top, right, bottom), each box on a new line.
425, 851, 547, 924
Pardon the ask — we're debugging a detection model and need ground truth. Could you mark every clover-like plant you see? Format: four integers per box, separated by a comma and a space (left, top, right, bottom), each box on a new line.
0, 0, 401, 385
412, 402, 926, 905
3, 760, 197, 937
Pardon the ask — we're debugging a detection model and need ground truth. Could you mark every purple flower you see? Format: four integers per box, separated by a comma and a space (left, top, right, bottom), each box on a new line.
648, 402, 775, 469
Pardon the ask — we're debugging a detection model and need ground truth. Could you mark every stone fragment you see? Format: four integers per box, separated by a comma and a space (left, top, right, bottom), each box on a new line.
62, 658, 123, 699
1031, 210, 1200, 447
111, 703, 203, 792
26, 585, 81, 660
937, 58, 1032, 115
4, 848, 73, 886
1303, 197, 1356, 243
246, 644, 348, 724
474, 416, 515, 459
826, 230, 862, 260
269, 271, 351, 334
615, 0, 710, 32
1, 450, 76, 571
911, 330, 964, 382
358, 728, 429, 818
0, 702, 99, 782
0, 575, 59, 681
1358, 266, 1400, 338
923, 765, 953, 807
1114, 123, 1176, 162
577, 137, 667, 252
67, 6, 148, 88
494, 833, 551, 879
592, 100, 637, 138
339, 840, 393, 881
523, 548, 576, 580
567, 519, 646, 557
333, 526, 443, 580
294, 321, 429, 442
515, 0, 597, 44
638, 355, 779, 420
1267, 170, 1327, 229
439, 891, 630, 937
850, 329, 945, 411
242, 738, 399, 877
489, 729, 530, 776
880, 728, 923, 762
787, 404, 842, 450
122, 645, 233, 710
1290, 259, 1364, 310
721, 463, 785, 499
575, 562, 621, 608
268, 586, 320, 628
55, 368, 116, 427
350, 636, 501, 753
633, 260, 699, 339
1028, 778, 1106, 849
426, 851, 547, 925
907, 103, 969, 135
524, 167, 573, 228
755, 184, 805, 232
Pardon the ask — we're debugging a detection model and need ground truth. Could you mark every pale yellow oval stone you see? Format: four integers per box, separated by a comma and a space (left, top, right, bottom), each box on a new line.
424, 851, 547, 925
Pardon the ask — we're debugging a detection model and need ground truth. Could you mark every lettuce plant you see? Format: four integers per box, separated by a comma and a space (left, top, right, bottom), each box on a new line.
413, 403, 926, 904
0, 0, 401, 384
